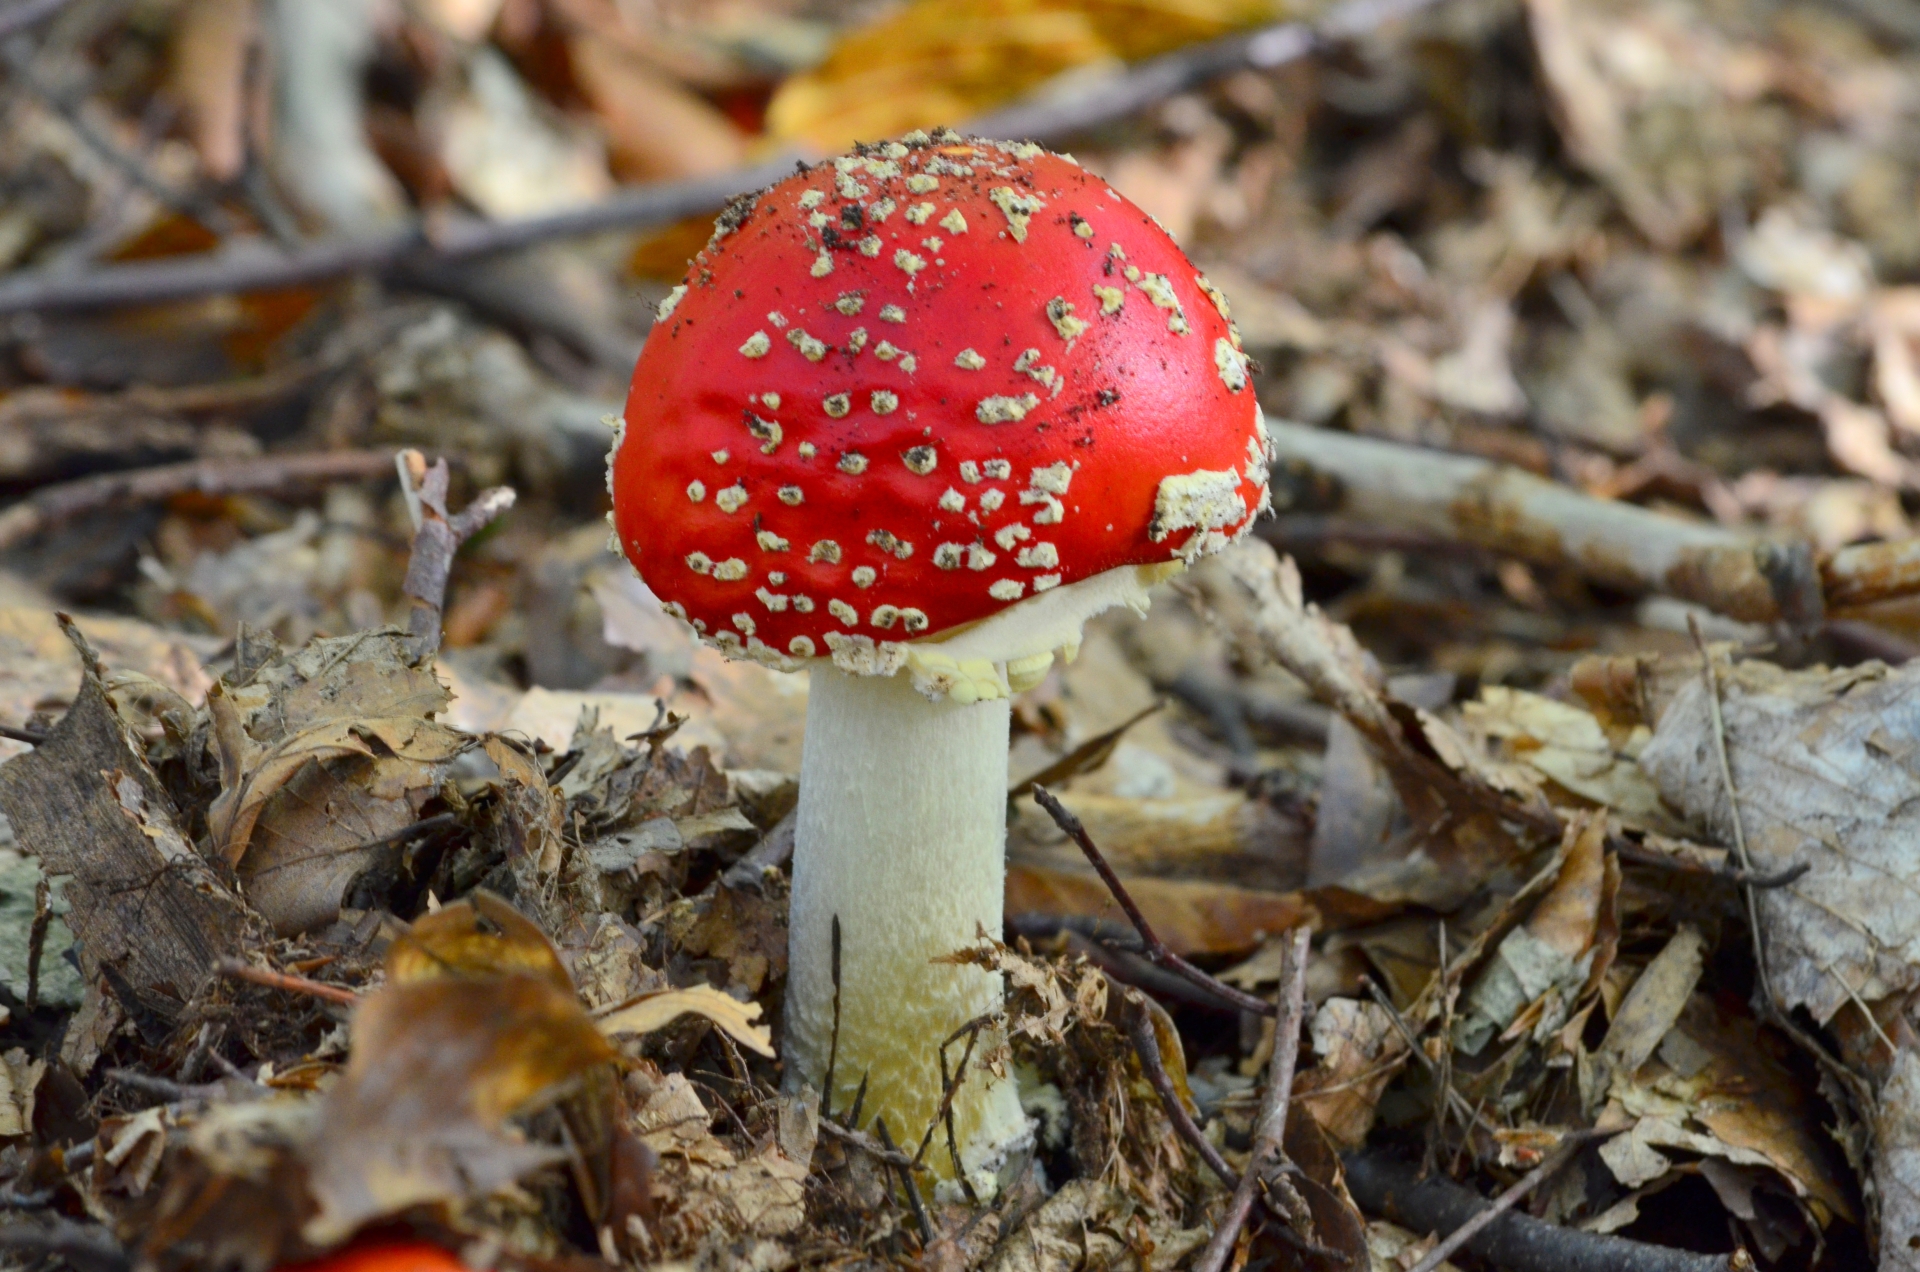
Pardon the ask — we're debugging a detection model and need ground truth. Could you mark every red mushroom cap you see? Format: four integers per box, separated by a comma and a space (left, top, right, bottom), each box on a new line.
609, 131, 1268, 673
277, 1242, 469, 1272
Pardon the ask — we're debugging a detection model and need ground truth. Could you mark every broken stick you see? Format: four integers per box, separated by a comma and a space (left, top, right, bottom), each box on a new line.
395, 451, 516, 664
1030, 784, 1276, 1017
0, 450, 396, 551
1193, 927, 1312, 1272
1263, 418, 1823, 627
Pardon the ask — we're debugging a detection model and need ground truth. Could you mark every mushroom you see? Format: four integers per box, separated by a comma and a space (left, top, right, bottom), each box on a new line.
607, 130, 1269, 1192
278, 1243, 470, 1272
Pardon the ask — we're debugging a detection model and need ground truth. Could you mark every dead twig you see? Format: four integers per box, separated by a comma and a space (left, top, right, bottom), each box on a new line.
821, 914, 842, 1121
874, 1117, 934, 1247
815, 1116, 914, 1168
0, 1218, 128, 1272
1363, 976, 1501, 1140
1122, 989, 1236, 1188
0, 32, 236, 239
396, 451, 516, 664
1030, 784, 1276, 1018
1345, 1149, 1746, 1272
911, 1012, 992, 1196
0, 0, 74, 41
104, 1068, 224, 1103
1060, 929, 1233, 1014
213, 956, 357, 1006
1684, 621, 1875, 1113
1263, 418, 1823, 627
0, 0, 1447, 315
246, 812, 460, 878
25, 875, 49, 1009
0, 450, 396, 552
1611, 836, 1809, 889
1405, 1129, 1616, 1272
1194, 927, 1312, 1272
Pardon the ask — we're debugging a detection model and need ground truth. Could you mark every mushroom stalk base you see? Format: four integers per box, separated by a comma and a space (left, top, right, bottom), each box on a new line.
785, 664, 1029, 1190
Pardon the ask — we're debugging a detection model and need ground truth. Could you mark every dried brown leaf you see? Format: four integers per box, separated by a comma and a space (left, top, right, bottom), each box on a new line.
978, 1177, 1206, 1272
1296, 997, 1401, 1150
596, 984, 772, 1058
302, 971, 616, 1243
1640, 656, 1920, 1024
388, 890, 572, 992
1005, 860, 1316, 957
567, 33, 746, 183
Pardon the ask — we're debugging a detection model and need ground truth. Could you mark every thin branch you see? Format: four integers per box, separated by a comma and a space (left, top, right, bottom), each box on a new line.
0, 31, 236, 238
1405, 1129, 1615, 1272
816, 1116, 914, 1168
213, 957, 357, 1006
1030, 784, 1276, 1017
0, 0, 72, 41
1344, 1149, 1741, 1272
0, 0, 1447, 315
1124, 1003, 1349, 1265
24, 875, 49, 1009
245, 812, 459, 877
1262, 419, 1824, 628
912, 1012, 992, 1192
1363, 976, 1500, 1139
1060, 929, 1234, 1013
0, 1218, 128, 1272
822, 913, 842, 1121
1194, 927, 1312, 1272
396, 450, 516, 664
0, 450, 396, 551
1611, 836, 1809, 889
1123, 990, 1236, 1189
104, 1068, 223, 1103
1686, 620, 1776, 1014
874, 1117, 934, 1248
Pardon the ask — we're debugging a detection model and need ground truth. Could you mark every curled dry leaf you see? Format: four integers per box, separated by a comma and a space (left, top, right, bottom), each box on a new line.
978, 1177, 1207, 1272
205, 628, 564, 934
1582, 925, 1706, 1113
1594, 994, 1853, 1228
765, 0, 1282, 150
0, 605, 214, 761
301, 971, 616, 1243
1295, 997, 1401, 1150
1454, 814, 1615, 1056
304, 891, 614, 1242
626, 1065, 808, 1257
1640, 655, 1920, 1025
1006, 860, 1317, 958
596, 984, 772, 1058
1462, 686, 1677, 832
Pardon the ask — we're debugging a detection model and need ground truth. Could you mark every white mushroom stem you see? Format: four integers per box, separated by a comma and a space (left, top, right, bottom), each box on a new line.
785, 664, 1028, 1188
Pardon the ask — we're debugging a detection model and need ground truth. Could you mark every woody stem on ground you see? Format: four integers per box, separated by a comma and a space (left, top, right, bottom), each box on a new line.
1194, 927, 1312, 1272
396, 450, 515, 665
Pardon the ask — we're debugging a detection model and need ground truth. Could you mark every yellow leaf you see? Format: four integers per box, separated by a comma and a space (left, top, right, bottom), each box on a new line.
766, 0, 1289, 151
596, 984, 774, 1057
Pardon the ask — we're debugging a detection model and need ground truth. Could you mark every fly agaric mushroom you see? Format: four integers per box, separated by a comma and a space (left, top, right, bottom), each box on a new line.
278, 1243, 469, 1272
608, 130, 1268, 1191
